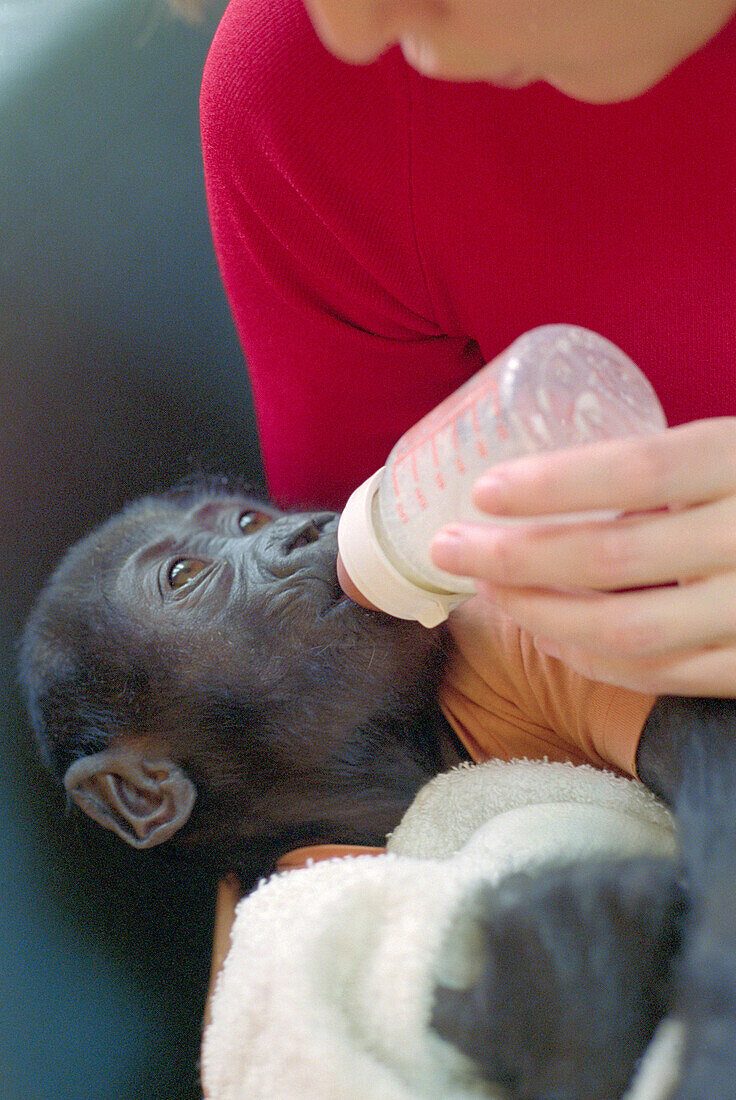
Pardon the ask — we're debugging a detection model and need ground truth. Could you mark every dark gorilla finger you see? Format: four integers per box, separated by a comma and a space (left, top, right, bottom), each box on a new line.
431, 857, 688, 1100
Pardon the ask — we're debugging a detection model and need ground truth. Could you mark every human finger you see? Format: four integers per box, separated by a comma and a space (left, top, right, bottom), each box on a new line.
430, 495, 736, 593
531, 636, 736, 698
472, 418, 736, 517
474, 571, 736, 663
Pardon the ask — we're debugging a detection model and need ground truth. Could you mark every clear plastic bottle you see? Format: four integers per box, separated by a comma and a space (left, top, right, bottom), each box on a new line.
337, 325, 667, 627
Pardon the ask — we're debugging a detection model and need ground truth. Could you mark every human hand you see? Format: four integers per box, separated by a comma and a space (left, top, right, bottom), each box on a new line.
430, 418, 736, 697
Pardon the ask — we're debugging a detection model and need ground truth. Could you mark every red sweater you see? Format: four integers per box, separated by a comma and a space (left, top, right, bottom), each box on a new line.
201, 0, 736, 511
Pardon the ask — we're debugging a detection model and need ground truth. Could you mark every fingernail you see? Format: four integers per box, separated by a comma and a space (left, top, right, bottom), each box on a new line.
430, 526, 465, 569
473, 473, 508, 505
432, 525, 465, 543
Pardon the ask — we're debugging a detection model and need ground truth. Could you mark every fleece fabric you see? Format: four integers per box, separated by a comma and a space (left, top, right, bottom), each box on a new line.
202, 759, 682, 1100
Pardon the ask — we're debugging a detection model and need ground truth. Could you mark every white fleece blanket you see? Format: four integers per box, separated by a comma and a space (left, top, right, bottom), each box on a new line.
202, 760, 684, 1100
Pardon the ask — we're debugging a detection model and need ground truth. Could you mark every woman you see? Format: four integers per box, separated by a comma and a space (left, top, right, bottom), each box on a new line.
201, 0, 736, 702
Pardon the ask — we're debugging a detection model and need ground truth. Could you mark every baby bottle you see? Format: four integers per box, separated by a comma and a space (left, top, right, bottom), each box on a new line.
337, 324, 667, 628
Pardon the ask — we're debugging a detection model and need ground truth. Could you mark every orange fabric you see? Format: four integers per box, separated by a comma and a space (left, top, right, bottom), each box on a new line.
276, 603, 655, 872
440, 599, 656, 779
276, 843, 386, 871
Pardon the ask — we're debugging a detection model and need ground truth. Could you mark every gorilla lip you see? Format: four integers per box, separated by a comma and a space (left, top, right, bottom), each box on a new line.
321, 577, 353, 616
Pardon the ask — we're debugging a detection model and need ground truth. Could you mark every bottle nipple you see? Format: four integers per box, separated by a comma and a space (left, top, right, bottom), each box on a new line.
336, 552, 378, 611
337, 469, 466, 628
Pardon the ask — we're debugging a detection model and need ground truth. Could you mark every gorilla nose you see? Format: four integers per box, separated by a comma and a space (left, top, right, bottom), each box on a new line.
287, 522, 321, 551
284, 514, 335, 554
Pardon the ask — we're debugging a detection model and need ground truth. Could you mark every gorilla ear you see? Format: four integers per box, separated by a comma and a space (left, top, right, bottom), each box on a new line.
63, 748, 197, 849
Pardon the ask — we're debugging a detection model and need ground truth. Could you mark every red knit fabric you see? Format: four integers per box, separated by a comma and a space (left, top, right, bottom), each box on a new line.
201, 0, 735, 510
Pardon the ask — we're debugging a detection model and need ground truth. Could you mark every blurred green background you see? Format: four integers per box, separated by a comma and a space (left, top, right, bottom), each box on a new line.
1, 2, 264, 1095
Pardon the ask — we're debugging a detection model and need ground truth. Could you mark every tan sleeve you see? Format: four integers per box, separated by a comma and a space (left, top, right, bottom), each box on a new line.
440, 598, 656, 778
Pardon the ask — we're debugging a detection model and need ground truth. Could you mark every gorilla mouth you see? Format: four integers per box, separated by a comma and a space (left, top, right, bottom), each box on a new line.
291, 522, 355, 617
288, 517, 385, 621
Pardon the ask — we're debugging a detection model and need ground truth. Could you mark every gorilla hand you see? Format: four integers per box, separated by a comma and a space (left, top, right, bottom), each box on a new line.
431, 858, 687, 1100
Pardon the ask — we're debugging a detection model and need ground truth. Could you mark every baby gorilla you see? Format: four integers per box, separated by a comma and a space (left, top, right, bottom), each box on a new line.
17, 478, 735, 1098
18, 478, 457, 883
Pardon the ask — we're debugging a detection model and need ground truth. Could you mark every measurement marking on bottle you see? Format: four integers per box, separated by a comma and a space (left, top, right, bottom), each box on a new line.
450, 420, 467, 475
430, 438, 446, 489
487, 375, 509, 442
389, 370, 512, 513
471, 401, 489, 458
392, 462, 402, 501
372, 330, 664, 562
391, 378, 499, 472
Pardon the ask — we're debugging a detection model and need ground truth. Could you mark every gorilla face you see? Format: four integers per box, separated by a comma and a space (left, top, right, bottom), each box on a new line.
20, 482, 453, 875
110, 492, 442, 732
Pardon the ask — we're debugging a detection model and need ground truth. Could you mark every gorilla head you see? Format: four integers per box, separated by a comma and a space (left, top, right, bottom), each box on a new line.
19, 478, 460, 882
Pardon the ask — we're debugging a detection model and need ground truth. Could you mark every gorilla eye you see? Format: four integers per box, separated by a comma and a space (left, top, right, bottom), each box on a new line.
238, 510, 272, 534
167, 558, 208, 589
